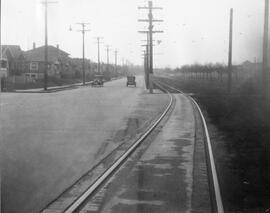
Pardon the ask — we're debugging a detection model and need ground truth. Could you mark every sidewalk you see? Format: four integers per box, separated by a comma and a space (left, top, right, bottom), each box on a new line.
14, 77, 124, 93
14, 81, 92, 93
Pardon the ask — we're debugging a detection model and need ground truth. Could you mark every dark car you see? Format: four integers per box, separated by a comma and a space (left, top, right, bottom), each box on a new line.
91, 75, 104, 87
126, 76, 136, 87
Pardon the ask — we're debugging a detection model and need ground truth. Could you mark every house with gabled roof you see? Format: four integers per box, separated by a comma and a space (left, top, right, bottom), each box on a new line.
1, 45, 25, 76
23, 45, 72, 79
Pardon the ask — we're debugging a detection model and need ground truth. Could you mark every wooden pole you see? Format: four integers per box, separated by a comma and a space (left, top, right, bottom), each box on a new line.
228, 8, 233, 94
44, 0, 48, 90
149, 1, 153, 93
263, 0, 269, 98
82, 26, 85, 85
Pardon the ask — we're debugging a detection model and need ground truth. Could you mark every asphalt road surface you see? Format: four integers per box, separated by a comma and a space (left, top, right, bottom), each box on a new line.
1, 76, 159, 213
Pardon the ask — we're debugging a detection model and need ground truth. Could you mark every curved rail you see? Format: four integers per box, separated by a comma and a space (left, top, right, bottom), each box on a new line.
154, 80, 224, 213
64, 90, 174, 213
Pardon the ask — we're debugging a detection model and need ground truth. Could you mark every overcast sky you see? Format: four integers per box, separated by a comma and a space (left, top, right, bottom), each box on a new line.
2, 0, 266, 68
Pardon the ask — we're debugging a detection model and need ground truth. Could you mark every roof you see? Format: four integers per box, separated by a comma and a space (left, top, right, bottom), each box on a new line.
1, 45, 23, 59
242, 60, 253, 66
24, 45, 70, 62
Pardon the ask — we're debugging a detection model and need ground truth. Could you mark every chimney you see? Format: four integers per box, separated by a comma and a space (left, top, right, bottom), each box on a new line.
33, 42, 36, 49
56, 44, 59, 49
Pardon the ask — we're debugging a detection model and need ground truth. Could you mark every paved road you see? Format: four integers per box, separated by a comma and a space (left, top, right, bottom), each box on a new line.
1, 76, 151, 213
77, 94, 211, 213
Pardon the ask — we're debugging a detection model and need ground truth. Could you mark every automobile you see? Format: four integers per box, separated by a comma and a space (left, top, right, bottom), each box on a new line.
0, 59, 8, 92
0, 58, 8, 78
126, 76, 136, 87
91, 75, 104, 87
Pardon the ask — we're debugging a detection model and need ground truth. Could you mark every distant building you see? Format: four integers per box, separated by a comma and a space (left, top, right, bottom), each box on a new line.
233, 60, 262, 79
23, 45, 71, 80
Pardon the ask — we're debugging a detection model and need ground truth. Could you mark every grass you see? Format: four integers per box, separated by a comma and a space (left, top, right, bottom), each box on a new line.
158, 75, 270, 212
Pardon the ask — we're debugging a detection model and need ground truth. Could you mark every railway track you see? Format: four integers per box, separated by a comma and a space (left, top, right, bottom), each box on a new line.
154, 79, 224, 213
41, 87, 174, 213
42, 80, 224, 213
64, 93, 173, 213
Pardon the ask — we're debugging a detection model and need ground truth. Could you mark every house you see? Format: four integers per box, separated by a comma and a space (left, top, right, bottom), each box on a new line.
1, 45, 25, 76
23, 45, 71, 80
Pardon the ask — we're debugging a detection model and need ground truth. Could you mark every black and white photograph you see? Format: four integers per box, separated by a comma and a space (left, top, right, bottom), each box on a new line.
1, 0, 270, 212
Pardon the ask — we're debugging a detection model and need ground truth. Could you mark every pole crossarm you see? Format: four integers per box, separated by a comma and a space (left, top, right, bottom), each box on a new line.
141, 44, 155, 47
77, 30, 90, 32
73, 22, 91, 85
76, 23, 91, 32
138, 6, 163, 10
138, 19, 163, 22
138, 30, 164, 33
93, 37, 104, 44
95, 37, 104, 74
41, 1, 58, 4
138, 1, 163, 93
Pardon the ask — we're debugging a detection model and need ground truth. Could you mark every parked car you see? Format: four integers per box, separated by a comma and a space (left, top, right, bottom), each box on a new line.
126, 76, 136, 87
91, 75, 104, 87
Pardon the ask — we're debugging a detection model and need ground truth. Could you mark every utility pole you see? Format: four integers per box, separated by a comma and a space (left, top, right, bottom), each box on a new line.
0, 0, 2, 65
122, 57, 124, 74
141, 37, 157, 88
138, 1, 163, 93
263, 0, 269, 98
114, 49, 118, 76
228, 8, 233, 94
105, 45, 111, 65
41, 0, 57, 91
0, 0, 1, 200
76, 23, 90, 85
105, 45, 111, 72
146, 34, 150, 89
95, 37, 103, 74
143, 50, 148, 87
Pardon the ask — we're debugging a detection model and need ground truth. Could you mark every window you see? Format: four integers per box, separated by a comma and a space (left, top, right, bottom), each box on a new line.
30, 62, 38, 71
1, 60, 7, 68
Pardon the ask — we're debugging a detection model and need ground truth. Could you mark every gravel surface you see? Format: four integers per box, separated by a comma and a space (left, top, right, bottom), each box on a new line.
76, 94, 211, 213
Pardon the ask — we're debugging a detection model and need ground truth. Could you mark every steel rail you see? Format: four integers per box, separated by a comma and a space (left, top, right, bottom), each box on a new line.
154, 80, 224, 213
64, 89, 173, 213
